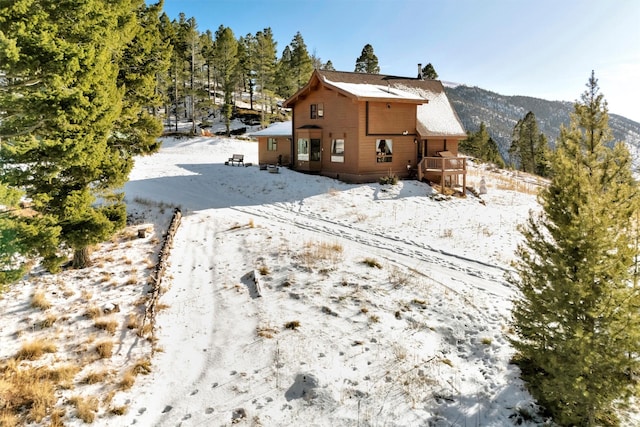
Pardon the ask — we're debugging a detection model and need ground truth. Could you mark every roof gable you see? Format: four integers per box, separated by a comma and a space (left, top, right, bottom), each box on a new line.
283, 69, 466, 137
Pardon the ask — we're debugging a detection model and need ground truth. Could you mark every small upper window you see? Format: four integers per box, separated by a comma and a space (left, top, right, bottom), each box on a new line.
310, 103, 323, 119
267, 138, 277, 151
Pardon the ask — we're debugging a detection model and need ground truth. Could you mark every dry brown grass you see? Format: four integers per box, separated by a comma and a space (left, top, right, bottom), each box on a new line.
0, 361, 65, 424
362, 257, 382, 269
118, 370, 136, 390
30, 291, 51, 310
112, 361, 149, 392
80, 289, 93, 300
16, 339, 57, 360
94, 316, 118, 335
68, 395, 99, 423
95, 340, 114, 359
39, 313, 58, 328
256, 325, 278, 339
82, 369, 110, 385
85, 304, 103, 319
131, 358, 152, 376
126, 313, 141, 330
301, 240, 344, 267
110, 405, 128, 415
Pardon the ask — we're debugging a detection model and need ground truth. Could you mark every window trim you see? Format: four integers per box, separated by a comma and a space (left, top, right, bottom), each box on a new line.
267, 137, 277, 151
331, 138, 344, 163
297, 137, 309, 161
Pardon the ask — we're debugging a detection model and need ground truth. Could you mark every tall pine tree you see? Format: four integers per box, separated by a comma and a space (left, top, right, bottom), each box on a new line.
509, 111, 549, 176
254, 28, 277, 124
213, 25, 238, 136
0, 0, 165, 269
459, 122, 505, 167
354, 44, 380, 74
509, 72, 640, 425
288, 32, 313, 90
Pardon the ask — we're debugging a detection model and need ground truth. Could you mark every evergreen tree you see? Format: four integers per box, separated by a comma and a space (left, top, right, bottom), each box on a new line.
274, 45, 296, 99
289, 32, 313, 90
509, 111, 549, 176
355, 44, 380, 74
214, 25, 238, 135
509, 72, 640, 426
157, 12, 180, 129
0, 184, 60, 285
460, 123, 505, 167
422, 63, 438, 79
0, 0, 164, 269
322, 60, 336, 71
254, 28, 277, 124
200, 30, 215, 107
238, 33, 256, 109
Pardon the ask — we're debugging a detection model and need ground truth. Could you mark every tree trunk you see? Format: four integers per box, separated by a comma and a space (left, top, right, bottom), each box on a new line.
72, 247, 92, 269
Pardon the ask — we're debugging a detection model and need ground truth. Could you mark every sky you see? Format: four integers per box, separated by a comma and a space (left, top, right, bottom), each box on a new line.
158, 0, 640, 123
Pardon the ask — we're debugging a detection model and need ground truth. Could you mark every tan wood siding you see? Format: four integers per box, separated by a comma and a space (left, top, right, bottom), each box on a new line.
258, 136, 290, 165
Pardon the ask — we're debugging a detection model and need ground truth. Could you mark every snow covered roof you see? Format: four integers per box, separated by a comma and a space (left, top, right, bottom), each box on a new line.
249, 121, 292, 137
283, 70, 466, 138
393, 84, 467, 138
323, 79, 427, 102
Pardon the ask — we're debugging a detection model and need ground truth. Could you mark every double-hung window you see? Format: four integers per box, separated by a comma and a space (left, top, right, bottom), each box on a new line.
298, 138, 309, 161
331, 139, 344, 163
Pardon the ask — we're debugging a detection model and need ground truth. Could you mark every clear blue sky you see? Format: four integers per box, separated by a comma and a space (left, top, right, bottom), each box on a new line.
159, 0, 640, 123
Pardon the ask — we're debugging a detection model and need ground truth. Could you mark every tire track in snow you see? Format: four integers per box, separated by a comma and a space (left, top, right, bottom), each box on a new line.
232, 203, 515, 300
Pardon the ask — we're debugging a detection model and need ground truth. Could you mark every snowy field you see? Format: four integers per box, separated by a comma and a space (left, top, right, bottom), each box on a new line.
4, 131, 638, 426
118, 134, 542, 426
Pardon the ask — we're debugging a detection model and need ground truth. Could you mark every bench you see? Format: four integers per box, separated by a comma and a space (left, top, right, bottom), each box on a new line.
228, 154, 244, 166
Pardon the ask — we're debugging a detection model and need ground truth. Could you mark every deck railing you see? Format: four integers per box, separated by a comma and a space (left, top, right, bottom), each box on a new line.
417, 156, 467, 193
423, 156, 466, 172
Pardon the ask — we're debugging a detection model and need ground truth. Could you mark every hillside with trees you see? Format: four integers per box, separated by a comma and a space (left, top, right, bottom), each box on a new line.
446, 84, 640, 167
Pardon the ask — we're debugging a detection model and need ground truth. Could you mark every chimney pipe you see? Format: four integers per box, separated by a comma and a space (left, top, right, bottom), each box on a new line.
417, 63, 423, 80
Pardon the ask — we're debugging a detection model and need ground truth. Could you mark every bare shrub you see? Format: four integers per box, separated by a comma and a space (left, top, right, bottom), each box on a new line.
388, 266, 412, 288
362, 257, 382, 269
39, 313, 58, 328
95, 340, 114, 359
257, 325, 278, 339
68, 395, 99, 423
31, 291, 51, 310
284, 320, 300, 330
94, 317, 118, 335
85, 305, 102, 319
441, 228, 453, 238
82, 369, 110, 384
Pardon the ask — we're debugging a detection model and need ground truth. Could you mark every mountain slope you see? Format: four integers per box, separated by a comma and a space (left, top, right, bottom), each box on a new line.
445, 85, 640, 164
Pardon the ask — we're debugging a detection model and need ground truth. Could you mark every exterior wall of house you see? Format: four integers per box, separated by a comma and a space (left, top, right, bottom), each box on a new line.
292, 86, 360, 175
336, 101, 418, 182
293, 93, 422, 182
257, 136, 290, 165
424, 139, 460, 157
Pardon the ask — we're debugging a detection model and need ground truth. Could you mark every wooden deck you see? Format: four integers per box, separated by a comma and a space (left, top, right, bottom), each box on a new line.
417, 156, 467, 195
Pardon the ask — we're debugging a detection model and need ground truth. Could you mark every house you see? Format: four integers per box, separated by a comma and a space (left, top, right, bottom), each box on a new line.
259, 67, 468, 189
250, 120, 292, 166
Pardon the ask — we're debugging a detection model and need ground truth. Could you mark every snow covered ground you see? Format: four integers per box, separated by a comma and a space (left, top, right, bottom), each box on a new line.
4, 130, 636, 426
115, 134, 543, 426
